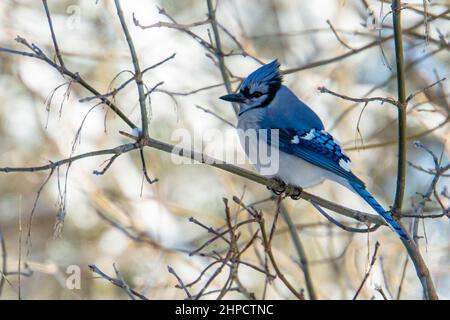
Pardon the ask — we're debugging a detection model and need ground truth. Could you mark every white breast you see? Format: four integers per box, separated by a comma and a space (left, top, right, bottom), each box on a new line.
237, 131, 330, 188
269, 149, 328, 187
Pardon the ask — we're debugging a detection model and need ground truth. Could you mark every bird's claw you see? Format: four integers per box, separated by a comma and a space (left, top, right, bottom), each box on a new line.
267, 178, 302, 200
285, 185, 303, 200
267, 178, 286, 195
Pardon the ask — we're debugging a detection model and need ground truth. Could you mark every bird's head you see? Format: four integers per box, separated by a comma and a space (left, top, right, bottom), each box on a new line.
220, 59, 282, 115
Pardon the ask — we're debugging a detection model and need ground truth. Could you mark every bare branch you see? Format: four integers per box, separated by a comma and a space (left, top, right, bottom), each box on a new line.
0, 228, 6, 296
0, 143, 138, 174
79, 53, 175, 103
168, 266, 192, 299
89, 264, 148, 300
42, 0, 65, 69
406, 77, 447, 103
312, 203, 381, 234
114, 0, 149, 137
318, 86, 399, 107
282, 9, 449, 74
206, 0, 239, 115
353, 242, 380, 300
326, 19, 355, 50
195, 105, 235, 127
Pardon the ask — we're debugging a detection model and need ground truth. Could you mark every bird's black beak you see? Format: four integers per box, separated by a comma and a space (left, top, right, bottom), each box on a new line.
220, 92, 246, 103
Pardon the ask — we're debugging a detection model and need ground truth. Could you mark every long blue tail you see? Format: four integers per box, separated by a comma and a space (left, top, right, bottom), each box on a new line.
350, 181, 409, 241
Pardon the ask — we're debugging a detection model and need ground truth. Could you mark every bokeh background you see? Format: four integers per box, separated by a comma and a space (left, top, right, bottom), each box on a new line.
0, 0, 448, 299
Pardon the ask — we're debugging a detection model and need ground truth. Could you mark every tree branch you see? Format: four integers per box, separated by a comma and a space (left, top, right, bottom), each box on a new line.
206, 0, 239, 115
114, 0, 149, 137
392, 0, 408, 215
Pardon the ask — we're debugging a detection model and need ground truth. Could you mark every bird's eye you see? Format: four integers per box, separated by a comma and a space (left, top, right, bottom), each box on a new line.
241, 88, 250, 97
253, 91, 263, 98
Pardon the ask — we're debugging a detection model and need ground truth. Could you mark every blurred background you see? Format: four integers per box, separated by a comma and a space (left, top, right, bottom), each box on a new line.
0, 0, 448, 299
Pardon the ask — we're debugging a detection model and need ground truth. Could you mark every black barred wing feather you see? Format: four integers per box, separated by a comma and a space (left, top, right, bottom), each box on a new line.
274, 128, 365, 186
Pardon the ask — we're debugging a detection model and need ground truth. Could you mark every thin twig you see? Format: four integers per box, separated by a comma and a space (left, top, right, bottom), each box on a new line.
168, 266, 192, 299
353, 242, 380, 300
318, 86, 399, 107
233, 197, 305, 300
278, 202, 317, 300
258, 209, 305, 300
396, 256, 409, 299
282, 9, 449, 74
206, 0, 239, 115
376, 287, 389, 300
26, 168, 55, 257
326, 19, 355, 50
406, 77, 447, 103
195, 105, 235, 127
330, 46, 446, 133
409, 141, 450, 239
0, 228, 6, 296
89, 264, 148, 300
114, 0, 149, 137
133, 8, 215, 54
156, 80, 239, 97
95, 210, 170, 250
345, 116, 450, 152
1, 41, 137, 129
80, 53, 175, 103
0, 143, 139, 173
139, 148, 158, 185
312, 203, 381, 234
18, 196, 22, 300
42, 0, 64, 69
113, 263, 135, 300
422, 0, 429, 46
93, 154, 120, 175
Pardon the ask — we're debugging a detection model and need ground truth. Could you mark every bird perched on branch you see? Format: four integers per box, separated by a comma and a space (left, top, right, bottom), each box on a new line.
220, 59, 409, 240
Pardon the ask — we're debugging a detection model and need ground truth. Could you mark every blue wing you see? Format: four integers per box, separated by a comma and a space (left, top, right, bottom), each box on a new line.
269, 128, 364, 186
266, 127, 411, 240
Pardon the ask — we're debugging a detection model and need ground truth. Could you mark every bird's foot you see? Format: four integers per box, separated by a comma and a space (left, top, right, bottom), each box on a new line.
267, 178, 302, 200
267, 177, 286, 195
285, 185, 303, 200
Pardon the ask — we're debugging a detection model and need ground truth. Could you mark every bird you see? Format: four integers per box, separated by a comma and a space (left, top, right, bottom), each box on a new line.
220, 59, 409, 241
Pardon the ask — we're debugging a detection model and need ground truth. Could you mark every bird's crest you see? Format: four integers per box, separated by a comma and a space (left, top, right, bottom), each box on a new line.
240, 59, 282, 92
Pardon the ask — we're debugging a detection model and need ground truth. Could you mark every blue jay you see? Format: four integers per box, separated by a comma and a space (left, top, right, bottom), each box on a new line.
220, 59, 409, 240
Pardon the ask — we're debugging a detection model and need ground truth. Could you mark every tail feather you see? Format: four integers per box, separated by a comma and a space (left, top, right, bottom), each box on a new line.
350, 181, 409, 241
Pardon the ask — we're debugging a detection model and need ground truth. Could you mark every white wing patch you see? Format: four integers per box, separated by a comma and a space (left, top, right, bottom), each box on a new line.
339, 158, 352, 172
291, 135, 300, 144
300, 129, 316, 140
